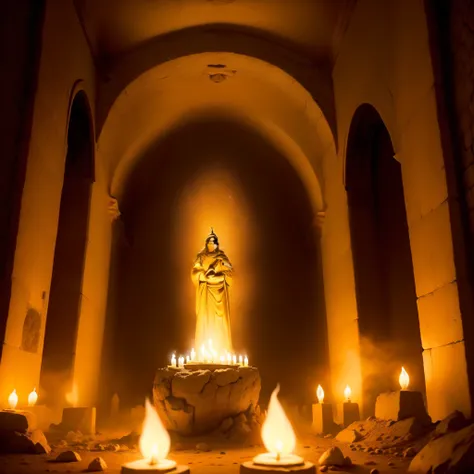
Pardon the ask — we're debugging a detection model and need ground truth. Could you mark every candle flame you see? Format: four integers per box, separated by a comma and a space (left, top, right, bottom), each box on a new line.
8, 389, 18, 410
261, 385, 296, 457
399, 367, 409, 390
344, 384, 351, 401
66, 383, 78, 407
28, 388, 38, 407
316, 385, 324, 403
139, 398, 170, 464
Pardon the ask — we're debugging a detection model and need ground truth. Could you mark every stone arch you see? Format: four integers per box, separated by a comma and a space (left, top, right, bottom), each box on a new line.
345, 103, 425, 417
39, 88, 95, 406
98, 52, 336, 218
96, 25, 337, 141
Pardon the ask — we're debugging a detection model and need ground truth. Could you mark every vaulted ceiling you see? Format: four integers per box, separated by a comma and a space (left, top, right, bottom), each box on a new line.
74, 0, 357, 65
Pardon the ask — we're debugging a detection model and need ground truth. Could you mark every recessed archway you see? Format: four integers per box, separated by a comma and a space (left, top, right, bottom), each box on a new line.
345, 103, 425, 417
103, 117, 328, 409
40, 90, 94, 406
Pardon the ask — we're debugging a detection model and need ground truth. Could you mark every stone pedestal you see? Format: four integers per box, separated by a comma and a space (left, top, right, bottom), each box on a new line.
375, 390, 430, 423
153, 365, 261, 436
311, 403, 334, 434
335, 402, 360, 427
61, 407, 96, 434
240, 461, 316, 474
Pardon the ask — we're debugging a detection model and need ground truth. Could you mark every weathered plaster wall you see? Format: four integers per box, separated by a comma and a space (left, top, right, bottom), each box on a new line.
323, 0, 470, 419
0, 0, 111, 408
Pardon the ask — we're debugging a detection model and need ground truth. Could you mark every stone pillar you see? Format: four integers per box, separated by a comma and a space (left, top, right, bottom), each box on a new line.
0, 0, 46, 405
398, 92, 472, 420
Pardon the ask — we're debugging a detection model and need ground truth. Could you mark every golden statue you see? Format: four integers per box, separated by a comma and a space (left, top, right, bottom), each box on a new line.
192, 229, 233, 356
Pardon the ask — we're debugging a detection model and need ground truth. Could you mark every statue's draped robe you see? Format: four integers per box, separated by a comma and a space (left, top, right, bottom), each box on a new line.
191, 249, 233, 354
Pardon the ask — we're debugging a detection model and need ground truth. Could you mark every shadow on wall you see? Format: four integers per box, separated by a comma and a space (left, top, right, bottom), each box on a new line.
102, 118, 329, 410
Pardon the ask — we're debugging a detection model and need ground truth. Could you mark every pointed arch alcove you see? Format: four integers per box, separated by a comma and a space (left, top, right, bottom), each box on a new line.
40, 89, 95, 406
345, 104, 425, 417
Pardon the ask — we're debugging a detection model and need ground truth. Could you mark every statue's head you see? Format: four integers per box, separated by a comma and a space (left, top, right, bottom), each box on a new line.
205, 228, 219, 252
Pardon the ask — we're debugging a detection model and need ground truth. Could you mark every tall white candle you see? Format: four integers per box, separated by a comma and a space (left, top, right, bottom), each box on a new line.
171, 354, 176, 367
244, 356, 249, 367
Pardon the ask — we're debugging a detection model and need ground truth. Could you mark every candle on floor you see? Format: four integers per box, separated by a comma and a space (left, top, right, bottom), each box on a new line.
121, 399, 189, 474
244, 356, 249, 367
336, 384, 360, 427
241, 385, 315, 474
312, 385, 335, 435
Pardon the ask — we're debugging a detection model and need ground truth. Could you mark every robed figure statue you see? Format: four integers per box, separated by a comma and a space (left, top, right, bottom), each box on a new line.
192, 229, 233, 355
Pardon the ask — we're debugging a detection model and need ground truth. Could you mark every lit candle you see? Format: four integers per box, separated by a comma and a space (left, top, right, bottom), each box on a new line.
316, 385, 324, 404
399, 367, 409, 390
171, 354, 176, 367
8, 389, 18, 410
239, 355, 243, 365
220, 355, 225, 363
251, 385, 304, 466
28, 388, 38, 407
178, 356, 184, 368
344, 385, 351, 402
185, 355, 190, 364
227, 352, 232, 363
232, 355, 237, 364
190, 348, 196, 361
121, 399, 178, 473
244, 356, 249, 367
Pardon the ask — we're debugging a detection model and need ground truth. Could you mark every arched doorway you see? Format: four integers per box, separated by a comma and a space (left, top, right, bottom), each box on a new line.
40, 90, 94, 406
346, 104, 425, 416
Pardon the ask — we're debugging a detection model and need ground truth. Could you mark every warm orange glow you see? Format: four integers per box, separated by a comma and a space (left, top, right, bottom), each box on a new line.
261, 385, 296, 457
399, 367, 409, 390
66, 383, 78, 407
28, 388, 38, 407
140, 398, 171, 464
8, 389, 18, 410
316, 385, 324, 403
344, 384, 351, 402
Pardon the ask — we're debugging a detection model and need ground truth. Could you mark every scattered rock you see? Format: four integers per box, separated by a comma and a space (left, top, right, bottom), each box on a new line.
370, 469, 379, 474
435, 410, 469, 436
319, 447, 346, 466
388, 461, 395, 466
31, 430, 51, 454
364, 460, 377, 465
344, 456, 352, 465
408, 423, 474, 472
196, 442, 211, 452
320, 467, 328, 473
55, 451, 81, 462
324, 434, 333, 439
88, 457, 107, 471
336, 428, 363, 443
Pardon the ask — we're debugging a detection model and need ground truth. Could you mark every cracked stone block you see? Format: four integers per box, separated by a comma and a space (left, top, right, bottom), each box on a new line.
375, 391, 430, 424
153, 366, 261, 435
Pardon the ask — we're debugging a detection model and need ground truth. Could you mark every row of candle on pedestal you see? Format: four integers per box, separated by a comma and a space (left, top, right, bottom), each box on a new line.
314, 366, 410, 404
170, 351, 249, 367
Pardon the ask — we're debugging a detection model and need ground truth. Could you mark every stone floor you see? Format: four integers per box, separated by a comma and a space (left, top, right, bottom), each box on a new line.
0, 430, 411, 474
